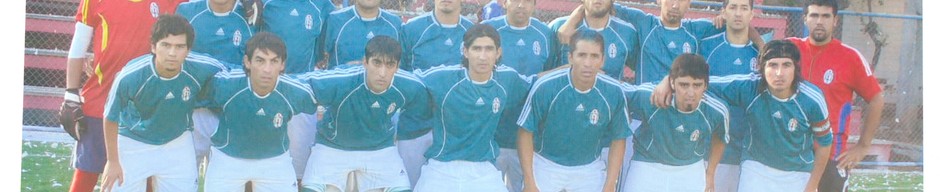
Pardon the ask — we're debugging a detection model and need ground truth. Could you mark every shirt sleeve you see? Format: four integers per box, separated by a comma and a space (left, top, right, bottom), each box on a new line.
517, 81, 548, 133
74, 0, 100, 27
684, 18, 724, 40
399, 23, 415, 71
846, 49, 883, 101
621, 83, 653, 121
613, 4, 649, 27
707, 74, 759, 107
103, 74, 132, 122
324, 15, 340, 68
804, 84, 833, 146
397, 82, 433, 137
607, 89, 632, 140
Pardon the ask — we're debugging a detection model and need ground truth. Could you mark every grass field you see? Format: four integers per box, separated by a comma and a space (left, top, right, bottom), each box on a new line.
20, 140, 924, 191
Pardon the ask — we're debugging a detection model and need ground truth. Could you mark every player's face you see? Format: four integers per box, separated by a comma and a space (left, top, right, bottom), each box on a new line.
463, 37, 502, 75
364, 55, 399, 93
244, 49, 285, 93
569, 41, 604, 83
583, 0, 612, 18
763, 57, 796, 95
434, 0, 461, 14
671, 76, 706, 112
151, 34, 190, 77
722, 0, 753, 31
505, 0, 535, 23
804, 5, 837, 44
659, 0, 691, 25
357, 0, 381, 10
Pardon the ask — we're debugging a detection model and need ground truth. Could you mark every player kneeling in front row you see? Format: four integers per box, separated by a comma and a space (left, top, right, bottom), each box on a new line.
297, 36, 432, 192
620, 53, 729, 192
409, 24, 532, 192
201, 32, 317, 192
101, 15, 226, 192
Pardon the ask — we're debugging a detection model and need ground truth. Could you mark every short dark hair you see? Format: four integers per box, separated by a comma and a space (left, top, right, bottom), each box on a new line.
461, 24, 501, 68
569, 29, 605, 54
669, 53, 710, 85
757, 39, 803, 92
150, 14, 194, 48
245, 32, 288, 62
364, 35, 402, 62
723, 0, 754, 9
804, 0, 839, 16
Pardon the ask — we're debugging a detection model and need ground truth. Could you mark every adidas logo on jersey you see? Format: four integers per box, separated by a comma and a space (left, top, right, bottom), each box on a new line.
165, 92, 175, 100
367, 31, 375, 39
675, 125, 685, 133
257, 108, 266, 116
734, 58, 743, 65
773, 111, 782, 119
516, 39, 525, 46
475, 98, 485, 106
371, 101, 381, 109
290, 9, 299, 16
576, 104, 585, 112
445, 38, 453, 46
668, 41, 677, 49
216, 28, 225, 36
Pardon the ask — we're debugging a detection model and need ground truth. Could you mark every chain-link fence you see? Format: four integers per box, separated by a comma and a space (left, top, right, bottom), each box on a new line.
23, 0, 922, 188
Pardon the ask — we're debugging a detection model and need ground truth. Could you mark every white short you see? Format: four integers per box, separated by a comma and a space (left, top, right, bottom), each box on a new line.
204, 148, 297, 192
496, 148, 522, 192
530, 153, 605, 192
715, 163, 741, 192
288, 113, 317, 179
737, 160, 810, 192
413, 159, 508, 192
108, 132, 197, 192
192, 108, 219, 164
621, 160, 705, 192
397, 131, 433, 187
302, 145, 411, 192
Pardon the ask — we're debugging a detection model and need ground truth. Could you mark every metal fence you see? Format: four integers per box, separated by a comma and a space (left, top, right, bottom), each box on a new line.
24, 0, 921, 172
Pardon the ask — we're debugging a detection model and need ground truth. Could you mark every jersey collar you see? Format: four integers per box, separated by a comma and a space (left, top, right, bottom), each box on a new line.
566, 68, 595, 94
151, 54, 182, 81
207, 0, 236, 17
247, 74, 280, 99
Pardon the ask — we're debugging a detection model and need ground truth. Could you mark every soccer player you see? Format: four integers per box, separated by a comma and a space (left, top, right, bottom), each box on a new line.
201, 32, 316, 192
659, 40, 832, 192
478, 0, 505, 21
410, 24, 531, 192
60, 0, 186, 191
100, 15, 226, 192
397, 0, 473, 185
517, 30, 629, 192
297, 36, 431, 192
259, 0, 337, 183
480, 0, 553, 76
787, 1, 885, 191
699, 0, 760, 191
261, 0, 335, 73
546, 0, 638, 82
479, 0, 551, 190
619, 54, 729, 192
323, 0, 403, 68
400, 0, 474, 71
176, 0, 255, 65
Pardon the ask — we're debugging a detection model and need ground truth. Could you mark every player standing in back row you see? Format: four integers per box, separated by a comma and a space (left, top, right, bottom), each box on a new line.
786, 1, 885, 191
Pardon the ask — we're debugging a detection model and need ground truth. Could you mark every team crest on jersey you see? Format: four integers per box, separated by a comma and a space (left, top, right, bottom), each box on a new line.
690, 129, 701, 142
387, 102, 397, 114
305, 15, 314, 30
492, 98, 500, 114
589, 109, 600, 125
149, 2, 159, 18
181, 86, 191, 101
788, 118, 798, 132
824, 69, 835, 84
274, 113, 284, 128
233, 30, 243, 46
682, 42, 692, 53
608, 43, 617, 58
445, 38, 454, 46
533, 41, 541, 55
750, 58, 758, 72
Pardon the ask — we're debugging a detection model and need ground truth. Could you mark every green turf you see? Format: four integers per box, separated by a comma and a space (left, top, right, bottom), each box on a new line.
20, 140, 923, 191
21, 141, 77, 191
